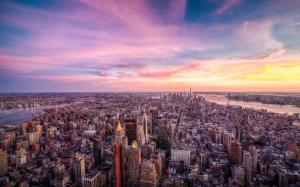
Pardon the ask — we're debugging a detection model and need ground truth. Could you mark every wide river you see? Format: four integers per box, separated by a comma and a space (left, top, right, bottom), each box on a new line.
201, 94, 300, 115
0, 104, 72, 126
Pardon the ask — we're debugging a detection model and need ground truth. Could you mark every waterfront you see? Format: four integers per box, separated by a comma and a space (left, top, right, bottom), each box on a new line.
0, 104, 72, 126
201, 94, 300, 115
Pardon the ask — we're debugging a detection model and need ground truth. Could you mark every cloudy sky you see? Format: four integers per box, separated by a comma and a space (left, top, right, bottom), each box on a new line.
0, 0, 300, 92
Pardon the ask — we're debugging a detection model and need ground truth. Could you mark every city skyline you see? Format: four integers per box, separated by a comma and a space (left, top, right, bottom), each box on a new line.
1, 0, 300, 92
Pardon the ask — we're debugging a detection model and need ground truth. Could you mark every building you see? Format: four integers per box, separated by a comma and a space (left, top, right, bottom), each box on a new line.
115, 121, 125, 187
150, 152, 162, 179
28, 131, 39, 145
83, 170, 101, 187
126, 140, 141, 186
35, 124, 43, 139
125, 118, 137, 145
0, 149, 8, 176
243, 151, 253, 183
230, 140, 243, 165
139, 159, 158, 187
115, 121, 125, 144
74, 153, 85, 186
93, 138, 104, 164
142, 112, 149, 142
231, 165, 245, 187
171, 149, 191, 167
249, 146, 258, 172
136, 124, 146, 146
16, 148, 27, 167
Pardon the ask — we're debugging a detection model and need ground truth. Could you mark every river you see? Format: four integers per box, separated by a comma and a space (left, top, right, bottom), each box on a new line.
200, 94, 300, 115
0, 104, 72, 126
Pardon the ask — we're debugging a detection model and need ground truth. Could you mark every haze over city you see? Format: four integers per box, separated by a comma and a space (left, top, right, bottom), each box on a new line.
1, 0, 300, 92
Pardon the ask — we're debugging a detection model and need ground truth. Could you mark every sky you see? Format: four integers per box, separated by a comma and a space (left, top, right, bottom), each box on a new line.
0, 0, 300, 92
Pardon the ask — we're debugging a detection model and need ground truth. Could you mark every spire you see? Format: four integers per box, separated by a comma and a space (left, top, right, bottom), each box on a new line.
131, 140, 138, 148
116, 121, 123, 133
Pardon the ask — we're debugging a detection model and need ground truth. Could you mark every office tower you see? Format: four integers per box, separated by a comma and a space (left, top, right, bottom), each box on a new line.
139, 159, 158, 187
249, 146, 257, 172
230, 140, 243, 164
126, 140, 141, 187
115, 121, 125, 187
115, 143, 124, 187
148, 112, 153, 135
93, 138, 104, 164
136, 123, 145, 146
74, 153, 85, 186
171, 149, 191, 167
0, 149, 8, 176
142, 112, 149, 142
125, 118, 137, 145
243, 151, 253, 183
83, 170, 101, 187
222, 131, 234, 152
35, 124, 43, 139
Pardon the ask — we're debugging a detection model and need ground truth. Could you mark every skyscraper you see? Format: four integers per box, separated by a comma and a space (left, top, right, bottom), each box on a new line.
74, 153, 85, 186
249, 146, 258, 172
243, 151, 253, 183
142, 112, 149, 142
125, 118, 137, 145
115, 121, 125, 187
93, 138, 104, 164
126, 140, 141, 187
230, 140, 243, 165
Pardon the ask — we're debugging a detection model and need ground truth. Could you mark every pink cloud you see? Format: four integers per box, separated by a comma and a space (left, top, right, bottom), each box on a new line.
139, 63, 201, 79
214, 0, 241, 15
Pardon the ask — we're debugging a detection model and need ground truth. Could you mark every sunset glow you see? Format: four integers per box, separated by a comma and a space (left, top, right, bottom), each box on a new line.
1, 0, 300, 92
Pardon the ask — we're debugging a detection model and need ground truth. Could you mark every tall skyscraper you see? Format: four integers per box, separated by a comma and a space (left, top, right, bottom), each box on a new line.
0, 149, 8, 176
93, 138, 104, 164
230, 140, 243, 165
249, 146, 258, 172
142, 112, 149, 142
136, 111, 149, 146
125, 118, 137, 145
126, 140, 141, 187
74, 153, 85, 186
115, 121, 125, 187
243, 151, 253, 183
